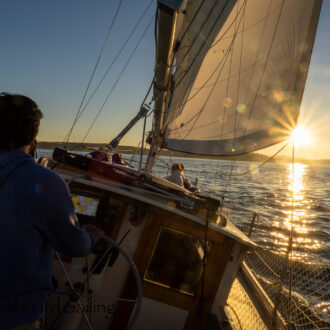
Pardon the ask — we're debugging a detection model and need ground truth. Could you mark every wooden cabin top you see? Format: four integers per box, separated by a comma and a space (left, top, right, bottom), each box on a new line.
54, 166, 256, 249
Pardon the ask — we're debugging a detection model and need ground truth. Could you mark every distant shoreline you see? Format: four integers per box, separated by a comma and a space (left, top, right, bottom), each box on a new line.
37, 141, 330, 166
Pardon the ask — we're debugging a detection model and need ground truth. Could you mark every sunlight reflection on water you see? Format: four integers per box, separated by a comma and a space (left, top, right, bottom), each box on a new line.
266, 163, 322, 260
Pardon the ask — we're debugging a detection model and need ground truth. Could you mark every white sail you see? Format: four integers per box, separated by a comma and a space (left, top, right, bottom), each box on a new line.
164, 0, 322, 155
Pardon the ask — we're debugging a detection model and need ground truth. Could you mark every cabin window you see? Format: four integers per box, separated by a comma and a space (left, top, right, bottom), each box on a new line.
144, 227, 211, 295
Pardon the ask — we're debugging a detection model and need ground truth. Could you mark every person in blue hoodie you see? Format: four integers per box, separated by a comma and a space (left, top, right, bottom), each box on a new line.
0, 93, 103, 330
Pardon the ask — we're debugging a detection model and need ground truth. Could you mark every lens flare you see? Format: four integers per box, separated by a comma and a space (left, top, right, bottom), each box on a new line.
237, 103, 246, 114
272, 89, 285, 103
223, 97, 232, 108
291, 126, 311, 146
269, 127, 281, 137
218, 114, 227, 123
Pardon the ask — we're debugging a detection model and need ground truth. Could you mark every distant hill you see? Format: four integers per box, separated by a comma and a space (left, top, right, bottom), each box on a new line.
37, 141, 330, 166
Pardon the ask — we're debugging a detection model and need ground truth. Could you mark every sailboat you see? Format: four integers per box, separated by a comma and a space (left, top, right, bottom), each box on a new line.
39, 0, 328, 329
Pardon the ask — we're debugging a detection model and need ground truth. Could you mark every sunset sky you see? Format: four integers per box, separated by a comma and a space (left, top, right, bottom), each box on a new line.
0, 0, 329, 160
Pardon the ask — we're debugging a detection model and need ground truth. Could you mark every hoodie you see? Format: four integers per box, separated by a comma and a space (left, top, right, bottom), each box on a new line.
165, 170, 184, 187
0, 150, 96, 329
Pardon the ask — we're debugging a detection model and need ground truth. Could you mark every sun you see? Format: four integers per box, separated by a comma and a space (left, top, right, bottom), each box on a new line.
291, 126, 311, 146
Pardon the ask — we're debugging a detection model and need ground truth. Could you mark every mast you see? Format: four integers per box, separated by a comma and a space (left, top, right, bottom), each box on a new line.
144, 0, 184, 173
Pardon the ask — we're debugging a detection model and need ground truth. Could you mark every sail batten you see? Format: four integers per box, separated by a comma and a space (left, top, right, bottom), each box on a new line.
163, 0, 322, 156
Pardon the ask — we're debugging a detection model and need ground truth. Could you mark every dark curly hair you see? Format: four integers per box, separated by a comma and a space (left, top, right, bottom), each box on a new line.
0, 93, 43, 150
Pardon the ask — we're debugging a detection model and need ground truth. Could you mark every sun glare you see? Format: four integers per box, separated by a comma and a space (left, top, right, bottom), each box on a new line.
291, 126, 311, 146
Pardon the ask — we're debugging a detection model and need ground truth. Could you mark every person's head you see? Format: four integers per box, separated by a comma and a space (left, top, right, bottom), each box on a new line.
112, 153, 124, 164
88, 150, 111, 162
171, 163, 183, 173
0, 93, 43, 151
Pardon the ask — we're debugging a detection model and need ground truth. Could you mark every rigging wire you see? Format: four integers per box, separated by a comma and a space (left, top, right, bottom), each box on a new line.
178, 0, 246, 141
165, 0, 290, 142
183, 0, 309, 132
220, 142, 289, 177
130, 140, 142, 164
126, 140, 288, 178
288, 142, 295, 322
164, 0, 248, 132
240, 0, 285, 140
174, 0, 231, 86
217, 1, 240, 198
154, 0, 158, 64
210, 3, 282, 48
64, 0, 125, 144
235, 0, 275, 132
198, 0, 283, 204
174, 0, 233, 91
213, 0, 246, 199
219, 0, 284, 204
80, 14, 155, 144
218, 0, 246, 201
192, 1, 306, 93
271, 140, 295, 328
177, 1, 205, 46
149, 0, 242, 164
68, 0, 154, 130
152, 0, 236, 136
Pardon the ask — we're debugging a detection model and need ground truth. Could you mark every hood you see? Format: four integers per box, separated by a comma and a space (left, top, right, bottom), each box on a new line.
0, 150, 34, 186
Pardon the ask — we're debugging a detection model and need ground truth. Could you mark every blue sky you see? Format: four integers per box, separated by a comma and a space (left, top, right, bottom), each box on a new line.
0, 0, 329, 160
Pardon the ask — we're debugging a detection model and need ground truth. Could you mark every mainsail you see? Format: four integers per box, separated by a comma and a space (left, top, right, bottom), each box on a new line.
163, 0, 322, 156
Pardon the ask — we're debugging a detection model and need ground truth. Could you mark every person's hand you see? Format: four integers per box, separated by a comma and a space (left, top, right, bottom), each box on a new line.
82, 224, 105, 240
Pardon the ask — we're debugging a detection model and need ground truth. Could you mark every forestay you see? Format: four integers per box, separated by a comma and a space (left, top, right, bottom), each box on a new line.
164, 0, 322, 155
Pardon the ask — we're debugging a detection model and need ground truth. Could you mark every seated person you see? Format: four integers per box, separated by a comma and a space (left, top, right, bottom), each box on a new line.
112, 152, 126, 165
165, 163, 184, 187
88, 150, 112, 162
178, 163, 200, 193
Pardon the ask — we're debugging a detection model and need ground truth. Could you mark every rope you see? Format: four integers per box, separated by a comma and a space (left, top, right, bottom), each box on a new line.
222, 142, 289, 177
